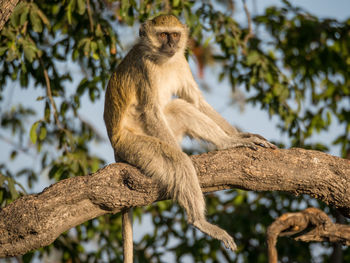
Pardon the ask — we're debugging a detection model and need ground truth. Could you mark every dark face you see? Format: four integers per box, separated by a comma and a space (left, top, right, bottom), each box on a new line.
157, 31, 181, 57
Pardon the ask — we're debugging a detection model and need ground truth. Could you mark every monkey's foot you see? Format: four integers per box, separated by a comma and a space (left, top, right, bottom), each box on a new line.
193, 220, 237, 251
226, 133, 277, 150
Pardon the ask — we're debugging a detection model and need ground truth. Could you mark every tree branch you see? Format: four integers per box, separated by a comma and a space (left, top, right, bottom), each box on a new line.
0, 0, 20, 31
0, 147, 350, 257
267, 207, 350, 263
242, 0, 253, 41
241, 0, 254, 55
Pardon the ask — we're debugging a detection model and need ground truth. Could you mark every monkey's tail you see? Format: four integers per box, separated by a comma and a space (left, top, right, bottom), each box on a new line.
122, 209, 133, 263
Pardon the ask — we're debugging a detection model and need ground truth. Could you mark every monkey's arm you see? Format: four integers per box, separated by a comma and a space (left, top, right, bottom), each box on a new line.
143, 107, 179, 146
194, 91, 276, 148
139, 90, 179, 147
197, 99, 239, 136
178, 76, 238, 136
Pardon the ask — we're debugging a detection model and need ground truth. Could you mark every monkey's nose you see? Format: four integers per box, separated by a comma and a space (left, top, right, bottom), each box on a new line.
168, 40, 175, 48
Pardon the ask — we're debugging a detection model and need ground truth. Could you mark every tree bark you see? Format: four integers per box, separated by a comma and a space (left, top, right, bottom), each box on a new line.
0, 147, 349, 257
0, 0, 20, 31
267, 207, 350, 263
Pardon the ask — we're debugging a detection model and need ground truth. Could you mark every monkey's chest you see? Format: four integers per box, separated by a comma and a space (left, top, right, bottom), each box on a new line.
154, 70, 183, 108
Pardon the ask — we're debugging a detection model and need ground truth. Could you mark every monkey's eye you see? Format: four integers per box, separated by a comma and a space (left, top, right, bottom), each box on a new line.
159, 32, 167, 39
171, 32, 180, 38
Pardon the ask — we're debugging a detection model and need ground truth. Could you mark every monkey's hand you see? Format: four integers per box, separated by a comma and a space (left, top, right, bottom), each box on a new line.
221, 132, 277, 150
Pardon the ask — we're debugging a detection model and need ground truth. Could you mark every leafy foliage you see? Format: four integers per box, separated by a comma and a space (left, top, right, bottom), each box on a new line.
0, 0, 349, 262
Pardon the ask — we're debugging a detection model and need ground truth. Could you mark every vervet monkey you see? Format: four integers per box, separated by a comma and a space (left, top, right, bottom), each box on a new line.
104, 14, 276, 262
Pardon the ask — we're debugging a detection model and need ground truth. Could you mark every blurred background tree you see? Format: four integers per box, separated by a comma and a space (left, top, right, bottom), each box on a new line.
0, 0, 349, 262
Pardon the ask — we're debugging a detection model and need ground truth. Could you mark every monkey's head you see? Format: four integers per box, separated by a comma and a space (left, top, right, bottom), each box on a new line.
139, 15, 188, 59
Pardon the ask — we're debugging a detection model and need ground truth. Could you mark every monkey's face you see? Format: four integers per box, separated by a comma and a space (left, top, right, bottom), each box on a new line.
156, 31, 181, 57
139, 15, 188, 59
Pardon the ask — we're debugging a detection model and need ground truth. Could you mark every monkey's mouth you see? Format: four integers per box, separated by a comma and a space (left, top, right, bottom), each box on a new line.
163, 51, 175, 57
160, 47, 176, 57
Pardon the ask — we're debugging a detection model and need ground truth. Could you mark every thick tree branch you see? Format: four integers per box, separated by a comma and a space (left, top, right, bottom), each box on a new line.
0, 0, 20, 31
0, 147, 350, 257
267, 207, 350, 263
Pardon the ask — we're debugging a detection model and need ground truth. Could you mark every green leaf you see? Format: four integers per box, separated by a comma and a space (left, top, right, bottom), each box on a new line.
30, 10, 43, 33
21, 60, 27, 73
77, 37, 89, 49
60, 101, 68, 116
91, 41, 98, 59
48, 165, 60, 179
10, 150, 17, 160
30, 121, 39, 144
0, 175, 5, 187
91, 158, 100, 173
126, 6, 135, 26
173, 0, 180, 7
90, 41, 97, 53
36, 9, 51, 29
218, 72, 225, 82
83, 39, 90, 56
10, 13, 20, 27
39, 125, 47, 141
7, 177, 19, 199
20, 70, 28, 86
0, 46, 8, 56
97, 39, 106, 57
266, 72, 273, 85
92, 53, 99, 60
20, 6, 30, 26
203, 36, 212, 48
95, 24, 103, 37
157, 200, 171, 211
67, 0, 76, 24
2, 27, 16, 41
233, 194, 244, 205
52, 4, 60, 15
77, 0, 86, 15
10, 2, 27, 27
72, 49, 79, 60
23, 44, 37, 62
246, 51, 260, 66
44, 101, 51, 121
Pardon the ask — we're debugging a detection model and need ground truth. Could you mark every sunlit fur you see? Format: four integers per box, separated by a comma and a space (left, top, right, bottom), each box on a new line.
104, 14, 276, 263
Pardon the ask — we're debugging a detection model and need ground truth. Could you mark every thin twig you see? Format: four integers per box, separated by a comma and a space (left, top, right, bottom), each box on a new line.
86, 0, 94, 33
40, 59, 61, 129
39, 58, 69, 153
241, 0, 254, 55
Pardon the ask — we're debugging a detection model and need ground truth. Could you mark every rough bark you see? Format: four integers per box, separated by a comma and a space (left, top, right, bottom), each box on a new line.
0, 0, 20, 31
0, 147, 350, 257
267, 207, 350, 263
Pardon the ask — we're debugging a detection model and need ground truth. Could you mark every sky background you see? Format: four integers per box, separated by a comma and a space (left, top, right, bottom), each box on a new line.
0, 0, 350, 261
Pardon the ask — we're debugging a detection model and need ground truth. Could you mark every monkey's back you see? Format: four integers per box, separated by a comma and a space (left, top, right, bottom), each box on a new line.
103, 46, 148, 147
